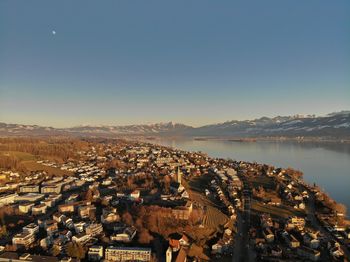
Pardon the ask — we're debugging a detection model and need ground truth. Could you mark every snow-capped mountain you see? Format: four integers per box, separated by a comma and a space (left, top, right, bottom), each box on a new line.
65, 122, 192, 135
1, 111, 349, 138
188, 112, 350, 137
0, 122, 193, 136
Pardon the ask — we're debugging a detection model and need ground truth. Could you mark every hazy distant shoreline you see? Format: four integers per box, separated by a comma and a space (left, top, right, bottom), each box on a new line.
144, 136, 350, 144
195, 136, 350, 143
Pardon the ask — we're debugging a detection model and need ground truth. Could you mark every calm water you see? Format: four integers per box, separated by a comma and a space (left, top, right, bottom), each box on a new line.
153, 138, 350, 211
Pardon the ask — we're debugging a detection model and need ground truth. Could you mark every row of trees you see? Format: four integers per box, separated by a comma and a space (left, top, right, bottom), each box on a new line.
320, 191, 347, 215
0, 155, 21, 170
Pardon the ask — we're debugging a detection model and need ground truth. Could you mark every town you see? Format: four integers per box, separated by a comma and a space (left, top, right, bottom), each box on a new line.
0, 137, 349, 261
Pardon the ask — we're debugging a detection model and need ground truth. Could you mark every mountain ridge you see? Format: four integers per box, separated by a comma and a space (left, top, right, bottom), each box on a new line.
1, 111, 349, 138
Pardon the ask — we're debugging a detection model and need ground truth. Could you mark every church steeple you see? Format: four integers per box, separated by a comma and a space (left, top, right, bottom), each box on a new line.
177, 167, 182, 185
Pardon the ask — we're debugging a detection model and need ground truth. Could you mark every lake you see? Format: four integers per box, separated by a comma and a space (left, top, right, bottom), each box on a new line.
153, 138, 350, 212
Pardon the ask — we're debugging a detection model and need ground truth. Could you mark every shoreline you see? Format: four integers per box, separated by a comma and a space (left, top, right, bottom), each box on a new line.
140, 137, 350, 215
193, 136, 350, 144
138, 135, 350, 144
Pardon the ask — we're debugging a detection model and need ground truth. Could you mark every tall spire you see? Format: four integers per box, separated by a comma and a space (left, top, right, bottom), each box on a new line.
177, 166, 182, 185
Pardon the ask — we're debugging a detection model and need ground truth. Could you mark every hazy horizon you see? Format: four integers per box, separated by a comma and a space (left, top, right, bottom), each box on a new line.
1, 110, 349, 129
1, 0, 349, 127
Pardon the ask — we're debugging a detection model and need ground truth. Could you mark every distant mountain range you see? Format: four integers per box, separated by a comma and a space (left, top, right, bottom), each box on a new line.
1, 111, 350, 139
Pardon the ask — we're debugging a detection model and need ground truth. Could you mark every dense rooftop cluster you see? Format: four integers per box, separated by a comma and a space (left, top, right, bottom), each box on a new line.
0, 138, 349, 261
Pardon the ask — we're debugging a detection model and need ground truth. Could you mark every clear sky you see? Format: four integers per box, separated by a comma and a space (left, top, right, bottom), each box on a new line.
0, 0, 349, 127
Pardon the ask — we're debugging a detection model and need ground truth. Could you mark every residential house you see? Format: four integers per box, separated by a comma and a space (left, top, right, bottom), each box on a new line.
58, 230, 72, 243
297, 246, 320, 261
78, 204, 96, 219
270, 246, 282, 257
101, 209, 120, 224
53, 213, 65, 223
263, 228, 274, 243
286, 216, 305, 230
85, 223, 103, 237
19, 185, 40, 193
303, 231, 320, 249
129, 190, 140, 199
0, 193, 17, 206
23, 223, 39, 235
88, 246, 104, 261
41, 184, 62, 194
15, 193, 44, 203
31, 204, 47, 215
41, 198, 55, 208
0, 252, 59, 262
74, 221, 87, 234
62, 217, 74, 229
45, 220, 58, 235
268, 196, 281, 206
211, 243, 223, 254
19, 203, 34, 214
40, 236, 53, 249
110, 227, 136, 242
12, 231, 35, 248
58, 203, 75, 213
72, 233, 91, 245
168, 234, 189, 252
260, 214, 273, 228
283, 232, 300, 248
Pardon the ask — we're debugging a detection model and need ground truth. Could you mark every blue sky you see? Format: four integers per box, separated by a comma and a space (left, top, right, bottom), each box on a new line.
0, 0, 349, 127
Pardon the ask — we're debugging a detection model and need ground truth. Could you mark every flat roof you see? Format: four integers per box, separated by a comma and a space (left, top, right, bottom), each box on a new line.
106, 246, 151, 251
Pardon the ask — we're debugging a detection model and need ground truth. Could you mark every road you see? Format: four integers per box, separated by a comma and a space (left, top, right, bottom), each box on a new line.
232, 211, 244, 262
232, 172, 255, 262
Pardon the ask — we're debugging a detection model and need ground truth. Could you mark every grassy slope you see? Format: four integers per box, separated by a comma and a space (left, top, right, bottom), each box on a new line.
0, 150, 72, 176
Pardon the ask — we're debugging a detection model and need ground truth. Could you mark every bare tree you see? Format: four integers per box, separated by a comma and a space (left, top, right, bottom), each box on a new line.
122, 211, 133, 226
138, 228, 154, 244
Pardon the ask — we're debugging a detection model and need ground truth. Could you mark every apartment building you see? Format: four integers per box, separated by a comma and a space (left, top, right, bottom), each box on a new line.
19, 185, 40, 193
23, 223, 39, 235
12, 231, 35, 248
88, 246, 104, 261
19, 203, 34, 214
41, 184, 62, 194
105, 247, 151, 262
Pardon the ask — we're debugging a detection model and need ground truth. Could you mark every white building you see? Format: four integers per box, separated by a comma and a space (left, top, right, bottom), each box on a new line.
41, 184, 62, 194
19, 203, 34, 213
12, 231, 35, 248
32, 204, 47, 215
85, 223, 103, 237
105, 247, 151, 262
19, 185, 40, 193
23, 223, 39, 235
88, 246, 104, 261
15, 193, 44, 203
0, 193, 18, 206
